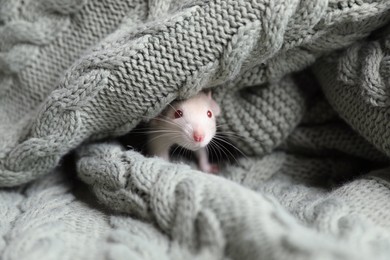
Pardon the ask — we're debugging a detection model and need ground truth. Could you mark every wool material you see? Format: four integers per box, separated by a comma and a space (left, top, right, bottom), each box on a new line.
1, 0, 390, 259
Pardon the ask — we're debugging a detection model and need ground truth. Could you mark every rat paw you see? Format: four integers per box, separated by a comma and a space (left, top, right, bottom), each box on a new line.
208, 164, 219, 174
199, 163, 219, 174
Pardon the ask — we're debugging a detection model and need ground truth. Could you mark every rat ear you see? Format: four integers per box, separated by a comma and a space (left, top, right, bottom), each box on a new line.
207, 91, 221, 116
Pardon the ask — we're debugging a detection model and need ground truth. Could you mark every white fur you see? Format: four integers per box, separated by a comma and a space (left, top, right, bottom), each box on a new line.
148, 92, 220, 173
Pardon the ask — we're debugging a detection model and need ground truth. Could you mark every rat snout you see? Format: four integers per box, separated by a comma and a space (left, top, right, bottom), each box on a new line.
193, 129, 205, 143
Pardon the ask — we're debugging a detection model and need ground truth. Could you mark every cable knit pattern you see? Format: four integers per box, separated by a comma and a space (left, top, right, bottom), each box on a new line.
1, 0, 390, 259
313, 31, 390, 157
0, 171, 111, 260
1, 0, 390, 186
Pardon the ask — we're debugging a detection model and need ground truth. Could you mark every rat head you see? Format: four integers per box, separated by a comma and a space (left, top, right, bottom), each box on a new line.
157, 91, 221, 151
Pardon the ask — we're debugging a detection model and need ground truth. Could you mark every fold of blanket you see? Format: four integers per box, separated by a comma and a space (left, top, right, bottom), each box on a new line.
1, 0, 390, 259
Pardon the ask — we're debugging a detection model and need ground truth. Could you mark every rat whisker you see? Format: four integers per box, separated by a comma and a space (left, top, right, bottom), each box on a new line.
172, 134, 190, 157
167, 103, 177, 112
215, 137, 242, 163
216, 123, 233, 128
213, 136, 247, 159
217, 129, 250, 140
211, 140, 233, 165
155, 117, 187, 132
153, 116, 182, 128
145, 130, 182, 135
171, 143, 182, 158
214, 141, 223, 165
145, 133, 176, 146
131, 126, 173, 132
205, 145, 213, 165
215, 126, 249, 140
209, 139, 222, 165
141, 132, 178, 152
176, 142, 190, 160
207, 141, 217, 164
213, 141, 229, 162
181, 146, 189, 161
216, 125, 244, 133
185, 142, 195, 153
217, 130, 243, 136
217, 133, 248, 142
218, 131, 264, 144
216, 129, 246, 137
217, 141, 240, 165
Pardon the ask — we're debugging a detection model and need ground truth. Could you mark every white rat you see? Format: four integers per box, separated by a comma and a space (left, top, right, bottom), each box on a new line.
148, 91, 221, 173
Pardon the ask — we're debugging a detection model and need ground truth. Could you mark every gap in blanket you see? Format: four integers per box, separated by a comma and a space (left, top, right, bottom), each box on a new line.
117, 121, 244, 169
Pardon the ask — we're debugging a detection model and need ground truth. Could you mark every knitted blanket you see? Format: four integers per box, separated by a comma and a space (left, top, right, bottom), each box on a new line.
1, 0, 390, 259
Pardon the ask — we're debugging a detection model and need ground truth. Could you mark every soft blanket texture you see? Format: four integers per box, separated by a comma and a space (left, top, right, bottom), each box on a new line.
1, 0, 390, 259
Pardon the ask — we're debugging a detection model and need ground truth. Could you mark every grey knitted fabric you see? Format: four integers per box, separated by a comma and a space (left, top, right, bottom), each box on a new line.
1, 0, 390, 259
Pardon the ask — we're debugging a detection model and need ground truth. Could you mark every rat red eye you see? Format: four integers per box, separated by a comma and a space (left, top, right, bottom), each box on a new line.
207, 110, 212, 118
174, 110, 183, 118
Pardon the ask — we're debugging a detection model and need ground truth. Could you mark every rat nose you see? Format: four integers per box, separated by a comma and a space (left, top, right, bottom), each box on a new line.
193, 130, 204, 143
